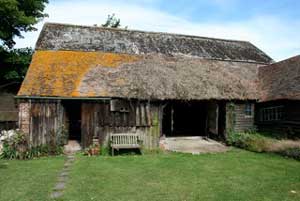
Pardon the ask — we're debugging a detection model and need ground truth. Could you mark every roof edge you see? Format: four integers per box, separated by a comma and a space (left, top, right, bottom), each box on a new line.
41, 22, 255, 45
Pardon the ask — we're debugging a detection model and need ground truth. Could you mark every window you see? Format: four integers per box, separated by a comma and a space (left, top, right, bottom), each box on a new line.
260, 106, 284, 122
244, 103, 252, 116
110, 99, 130, 112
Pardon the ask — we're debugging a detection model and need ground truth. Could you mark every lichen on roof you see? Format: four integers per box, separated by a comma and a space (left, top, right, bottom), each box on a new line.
18, 51, 139, 97
35, 22, 273, 64
18, 50, 260, 100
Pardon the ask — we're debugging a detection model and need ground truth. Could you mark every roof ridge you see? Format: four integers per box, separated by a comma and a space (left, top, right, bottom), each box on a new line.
259, 54, 300, 68
43, 22, 251, 44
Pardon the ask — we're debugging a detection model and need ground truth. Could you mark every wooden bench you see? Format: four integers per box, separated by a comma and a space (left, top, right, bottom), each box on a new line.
110, 133, 142, 156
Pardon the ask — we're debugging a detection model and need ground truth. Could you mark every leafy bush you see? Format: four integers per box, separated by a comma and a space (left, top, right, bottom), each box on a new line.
0, 129, 63, 159
275, 147, 300, 161
227, 131, 300, 160
227, 131, 271, 153
100, 146, 110, 156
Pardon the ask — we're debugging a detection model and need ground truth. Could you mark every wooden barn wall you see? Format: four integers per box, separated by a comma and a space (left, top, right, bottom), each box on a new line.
81, 101, 162, 149
18, 100, 65, 147
226, 102, 255, 134
256, 100, 300, 136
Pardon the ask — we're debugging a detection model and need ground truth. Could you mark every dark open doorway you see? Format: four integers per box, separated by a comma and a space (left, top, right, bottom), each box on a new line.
63, 100, 82, 141
162, 101, 208, 137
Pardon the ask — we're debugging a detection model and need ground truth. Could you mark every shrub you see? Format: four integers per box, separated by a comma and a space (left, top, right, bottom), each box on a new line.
0, 130, 28, 159
0, 129, 63, 160
227, 131, 271, 153
227, 131, 300, 160
275, 147, 300, 161
100, 146, 110, 156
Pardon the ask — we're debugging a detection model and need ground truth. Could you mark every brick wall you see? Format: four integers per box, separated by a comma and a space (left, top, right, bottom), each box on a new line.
226, 102, 255, 134
18, 102, 30, 135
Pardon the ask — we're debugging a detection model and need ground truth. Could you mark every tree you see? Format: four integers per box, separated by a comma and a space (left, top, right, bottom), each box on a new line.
101, 14, 123, 28
0, 0, 49, 48
0, 0, 48, 92
0, 47, 33, 92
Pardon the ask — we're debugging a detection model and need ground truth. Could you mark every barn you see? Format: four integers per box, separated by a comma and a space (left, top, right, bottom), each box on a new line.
257, 55, 300, 137
16, 23, 274, 149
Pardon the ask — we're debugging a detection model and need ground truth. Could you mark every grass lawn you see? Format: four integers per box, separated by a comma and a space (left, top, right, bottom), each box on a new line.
1, 150, 300, 201
62, 149, 300, 201
0, 156, 64, 201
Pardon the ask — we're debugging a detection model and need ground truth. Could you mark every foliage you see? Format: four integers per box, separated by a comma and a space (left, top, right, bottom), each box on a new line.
101, 13, 125, 28
0, 47, 33, 91
100, 145, 110, 156
83, 144, 100, 156
0, 0, 47, 91
0, 0, 48, 48
227, 131, 271, 152
0, 129, 63, 159
227, 131, 300, 160
0, 129, 28, 159
275, 147, 300, 161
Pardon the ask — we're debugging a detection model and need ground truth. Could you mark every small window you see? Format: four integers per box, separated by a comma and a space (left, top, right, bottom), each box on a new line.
260, 106, 284, 122
244, 103, 252, 116
110, 99, 129, 112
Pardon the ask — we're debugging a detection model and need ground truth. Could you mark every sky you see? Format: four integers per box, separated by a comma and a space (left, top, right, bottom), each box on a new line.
14, 0, 300, 61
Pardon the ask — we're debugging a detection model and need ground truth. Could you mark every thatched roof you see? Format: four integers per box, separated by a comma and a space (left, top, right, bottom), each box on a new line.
18, 22, 274, 100
259, 55, 300, 102
18, 51, 260, 100
36, 23, 272, 63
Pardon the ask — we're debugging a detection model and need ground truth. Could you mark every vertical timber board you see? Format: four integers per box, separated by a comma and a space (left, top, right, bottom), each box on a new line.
138, 103, 161, 149
28, 100, 64, 147
82, 103, 93, 148
136, 102, 141, 126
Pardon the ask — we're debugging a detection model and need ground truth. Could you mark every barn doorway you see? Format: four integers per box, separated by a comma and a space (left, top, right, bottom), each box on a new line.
162, 101, 208, 137
63, 100, 82, 141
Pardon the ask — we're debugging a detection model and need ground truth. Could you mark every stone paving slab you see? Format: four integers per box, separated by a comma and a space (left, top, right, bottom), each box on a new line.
162, 136, 229, 154
50, 153, 75, 199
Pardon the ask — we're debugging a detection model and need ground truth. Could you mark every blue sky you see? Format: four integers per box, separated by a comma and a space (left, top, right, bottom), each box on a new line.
15, 0, 300, 61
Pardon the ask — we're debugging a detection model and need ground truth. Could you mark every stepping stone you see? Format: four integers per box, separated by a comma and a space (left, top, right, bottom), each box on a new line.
64, 164, 70, 168
67, 155, 75, 159
62, 168, 70, 173
50, 191, 63, 199
50, 154, 76, 199
54, 182, 66, 191
60, 171, 69, 177
57, 176, 68, 182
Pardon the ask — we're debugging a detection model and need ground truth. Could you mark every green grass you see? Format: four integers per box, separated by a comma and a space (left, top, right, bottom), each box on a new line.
0, 156, 64, 201
1, 150, 300, 201
61, 150, 300, 201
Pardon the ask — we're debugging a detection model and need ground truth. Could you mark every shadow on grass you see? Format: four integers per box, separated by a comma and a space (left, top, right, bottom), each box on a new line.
112, 148, 142, 156
0, 161, 8, 169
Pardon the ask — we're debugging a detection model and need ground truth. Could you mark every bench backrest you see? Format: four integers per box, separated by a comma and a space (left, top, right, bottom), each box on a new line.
110, 133, 140, 145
